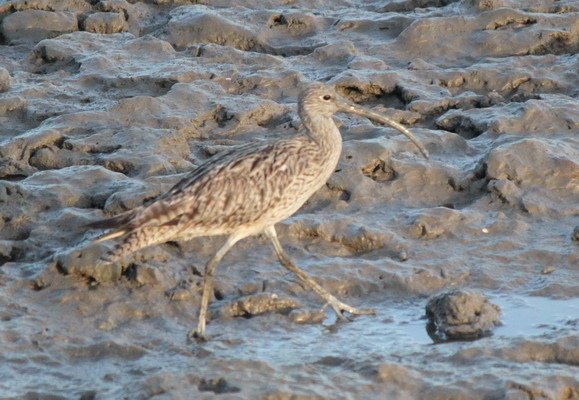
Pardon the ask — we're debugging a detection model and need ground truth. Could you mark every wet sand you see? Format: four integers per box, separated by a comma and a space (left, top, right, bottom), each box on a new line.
0, 0, 578, 398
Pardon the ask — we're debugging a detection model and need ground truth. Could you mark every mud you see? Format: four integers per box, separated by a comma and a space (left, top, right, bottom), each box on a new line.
0, 0, 578, 398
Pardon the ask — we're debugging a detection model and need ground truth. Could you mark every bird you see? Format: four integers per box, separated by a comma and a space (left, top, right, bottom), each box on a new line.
87, 82, 429, 340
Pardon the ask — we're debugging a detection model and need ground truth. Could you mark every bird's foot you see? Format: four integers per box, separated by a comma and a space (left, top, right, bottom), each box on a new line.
322, 299, 376, 321
187, 329, 208, 342
188, 318, 209, 342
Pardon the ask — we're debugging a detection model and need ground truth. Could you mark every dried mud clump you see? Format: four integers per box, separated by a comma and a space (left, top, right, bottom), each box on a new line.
218, 292, 300, 319
1, 10, 79, 44
81, 12, 128, 34
426, 289, 501, 342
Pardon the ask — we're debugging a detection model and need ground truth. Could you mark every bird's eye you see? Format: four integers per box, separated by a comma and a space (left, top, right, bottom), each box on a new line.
322, 95, 332, 101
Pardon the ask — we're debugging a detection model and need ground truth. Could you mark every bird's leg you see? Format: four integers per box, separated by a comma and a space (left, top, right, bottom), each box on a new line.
264, 226, 375, 319
189, 235, 241, 341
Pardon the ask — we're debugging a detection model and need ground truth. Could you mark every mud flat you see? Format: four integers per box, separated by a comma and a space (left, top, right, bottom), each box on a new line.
0, 0, 578, 398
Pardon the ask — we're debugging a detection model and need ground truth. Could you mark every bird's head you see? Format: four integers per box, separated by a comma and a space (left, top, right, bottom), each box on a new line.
298, 82, 429, 159
298, 83, 344, 118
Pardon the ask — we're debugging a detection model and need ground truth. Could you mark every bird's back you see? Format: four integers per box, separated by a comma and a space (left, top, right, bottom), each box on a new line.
157, 136, 327, 235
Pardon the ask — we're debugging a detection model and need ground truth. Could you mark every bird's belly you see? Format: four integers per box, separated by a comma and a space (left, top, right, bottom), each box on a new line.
256, 172, 329, 225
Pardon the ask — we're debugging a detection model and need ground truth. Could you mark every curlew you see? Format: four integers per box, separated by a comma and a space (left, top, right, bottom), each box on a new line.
87, 82, 429, 339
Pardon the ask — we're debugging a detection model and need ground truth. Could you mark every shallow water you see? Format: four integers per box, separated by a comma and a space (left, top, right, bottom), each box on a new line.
494, 295, 579, 338
204, 295, 579, 367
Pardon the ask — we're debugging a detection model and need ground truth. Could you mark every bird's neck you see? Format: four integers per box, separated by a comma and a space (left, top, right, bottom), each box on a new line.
301, 112, 343, 155
300, 112, 343, 185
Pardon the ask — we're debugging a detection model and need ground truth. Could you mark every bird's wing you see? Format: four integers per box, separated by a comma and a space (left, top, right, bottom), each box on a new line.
157, 141, 258, 202
92, 138, 313, 241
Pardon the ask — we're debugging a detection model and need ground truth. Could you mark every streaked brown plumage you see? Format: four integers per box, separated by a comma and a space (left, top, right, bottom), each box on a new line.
88, 82, 429, 339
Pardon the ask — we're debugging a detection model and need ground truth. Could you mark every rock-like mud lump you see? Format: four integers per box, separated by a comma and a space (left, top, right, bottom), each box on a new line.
1, 10, 78, 44
426, 289, 501, 342
82, 12, 128, 34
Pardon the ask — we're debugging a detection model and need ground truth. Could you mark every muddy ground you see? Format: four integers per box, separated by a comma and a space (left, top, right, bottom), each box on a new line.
0, 0, 578, 398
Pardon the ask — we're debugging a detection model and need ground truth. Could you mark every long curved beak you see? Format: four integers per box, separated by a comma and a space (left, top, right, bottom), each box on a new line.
336, 97, 429, 159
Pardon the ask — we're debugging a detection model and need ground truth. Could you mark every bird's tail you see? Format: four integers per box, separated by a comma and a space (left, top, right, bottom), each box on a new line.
85, 210, 137, 243
85, 209, 177, 265
98, 225, 177, 265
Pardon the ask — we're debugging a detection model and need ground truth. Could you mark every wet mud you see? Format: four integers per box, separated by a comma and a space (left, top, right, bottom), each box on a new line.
0, 0, 578, 398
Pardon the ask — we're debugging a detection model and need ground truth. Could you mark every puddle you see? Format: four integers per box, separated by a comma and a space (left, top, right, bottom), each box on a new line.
206, 297, 433, 367
494, 295, 579, 337
204, 294, 579, 368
